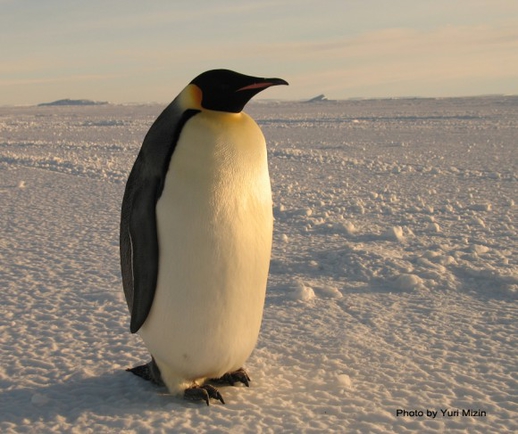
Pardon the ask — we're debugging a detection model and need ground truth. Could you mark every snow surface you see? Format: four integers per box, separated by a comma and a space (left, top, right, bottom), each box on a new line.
1, 96, 517, 433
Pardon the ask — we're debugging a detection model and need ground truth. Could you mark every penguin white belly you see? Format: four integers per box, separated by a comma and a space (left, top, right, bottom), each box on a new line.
139, 111, 273, 393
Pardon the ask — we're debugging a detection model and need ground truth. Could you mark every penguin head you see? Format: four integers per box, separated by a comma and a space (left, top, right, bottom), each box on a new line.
190, 69, 288, 113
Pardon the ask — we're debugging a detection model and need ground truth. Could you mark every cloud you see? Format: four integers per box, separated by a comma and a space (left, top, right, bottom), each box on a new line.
0, 74, 125, 87
2, 2, 518, 103
264, 21, 518, 96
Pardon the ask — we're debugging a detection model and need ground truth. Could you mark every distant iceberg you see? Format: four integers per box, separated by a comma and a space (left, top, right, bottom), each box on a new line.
305, 94, 335, 103
38, 99, 108, 107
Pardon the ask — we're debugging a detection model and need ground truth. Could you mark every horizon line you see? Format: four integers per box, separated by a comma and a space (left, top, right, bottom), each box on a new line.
2, 93, 517, 108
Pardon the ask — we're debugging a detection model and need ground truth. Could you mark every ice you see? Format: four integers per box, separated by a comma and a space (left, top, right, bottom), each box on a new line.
289, 281, 316, 301
1, 96, 517, 433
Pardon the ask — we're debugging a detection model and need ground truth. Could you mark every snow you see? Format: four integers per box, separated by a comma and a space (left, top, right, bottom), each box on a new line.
1, 96, 517, 433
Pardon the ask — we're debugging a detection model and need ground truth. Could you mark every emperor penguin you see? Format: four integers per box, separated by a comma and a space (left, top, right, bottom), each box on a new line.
120, 69, 288, 405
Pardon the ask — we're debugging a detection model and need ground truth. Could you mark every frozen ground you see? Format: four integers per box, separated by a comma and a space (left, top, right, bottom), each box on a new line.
1, 96, 517, 433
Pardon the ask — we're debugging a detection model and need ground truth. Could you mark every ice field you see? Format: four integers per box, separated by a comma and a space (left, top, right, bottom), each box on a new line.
1, 96, 517, 433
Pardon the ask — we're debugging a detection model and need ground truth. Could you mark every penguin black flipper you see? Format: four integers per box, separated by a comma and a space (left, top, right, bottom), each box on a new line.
120, 101, 200, 333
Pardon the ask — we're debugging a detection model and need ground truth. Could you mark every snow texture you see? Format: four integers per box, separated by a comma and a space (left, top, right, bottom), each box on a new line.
1, 96, 517, 433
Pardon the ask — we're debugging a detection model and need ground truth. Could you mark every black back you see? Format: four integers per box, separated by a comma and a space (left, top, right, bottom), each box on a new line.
120, 100, 199, 333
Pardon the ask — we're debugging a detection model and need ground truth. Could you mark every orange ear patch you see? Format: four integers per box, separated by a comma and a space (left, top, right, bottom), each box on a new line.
178, 84, 203, 110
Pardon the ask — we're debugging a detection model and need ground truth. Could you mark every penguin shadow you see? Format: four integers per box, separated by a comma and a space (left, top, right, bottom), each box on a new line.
0, 369, 198, 427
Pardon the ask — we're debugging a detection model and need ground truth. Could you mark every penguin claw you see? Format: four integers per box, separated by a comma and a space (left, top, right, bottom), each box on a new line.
211, 368, 251, 387
184, 384, 225, 405
126, 358, 164, 386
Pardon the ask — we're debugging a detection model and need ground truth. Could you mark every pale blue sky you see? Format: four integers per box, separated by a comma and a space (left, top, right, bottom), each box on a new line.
2, 0, 517, 105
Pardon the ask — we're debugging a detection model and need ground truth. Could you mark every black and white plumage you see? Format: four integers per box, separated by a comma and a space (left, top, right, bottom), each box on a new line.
120, 69, 288, 404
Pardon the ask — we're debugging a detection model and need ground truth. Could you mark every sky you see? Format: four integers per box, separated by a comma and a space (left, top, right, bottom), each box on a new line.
1, 0, 518, 105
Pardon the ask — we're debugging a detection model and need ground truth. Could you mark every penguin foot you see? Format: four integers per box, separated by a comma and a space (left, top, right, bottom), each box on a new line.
210, 367, 251, 387
126, 358, 164, 386
184, 384, 225, 406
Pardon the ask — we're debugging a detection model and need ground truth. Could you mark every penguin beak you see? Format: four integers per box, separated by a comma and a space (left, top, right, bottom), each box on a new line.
237, 78, 289, 92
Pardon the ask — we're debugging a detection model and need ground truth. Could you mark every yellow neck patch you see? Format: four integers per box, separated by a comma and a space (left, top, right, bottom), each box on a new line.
177, 84, 203, 111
